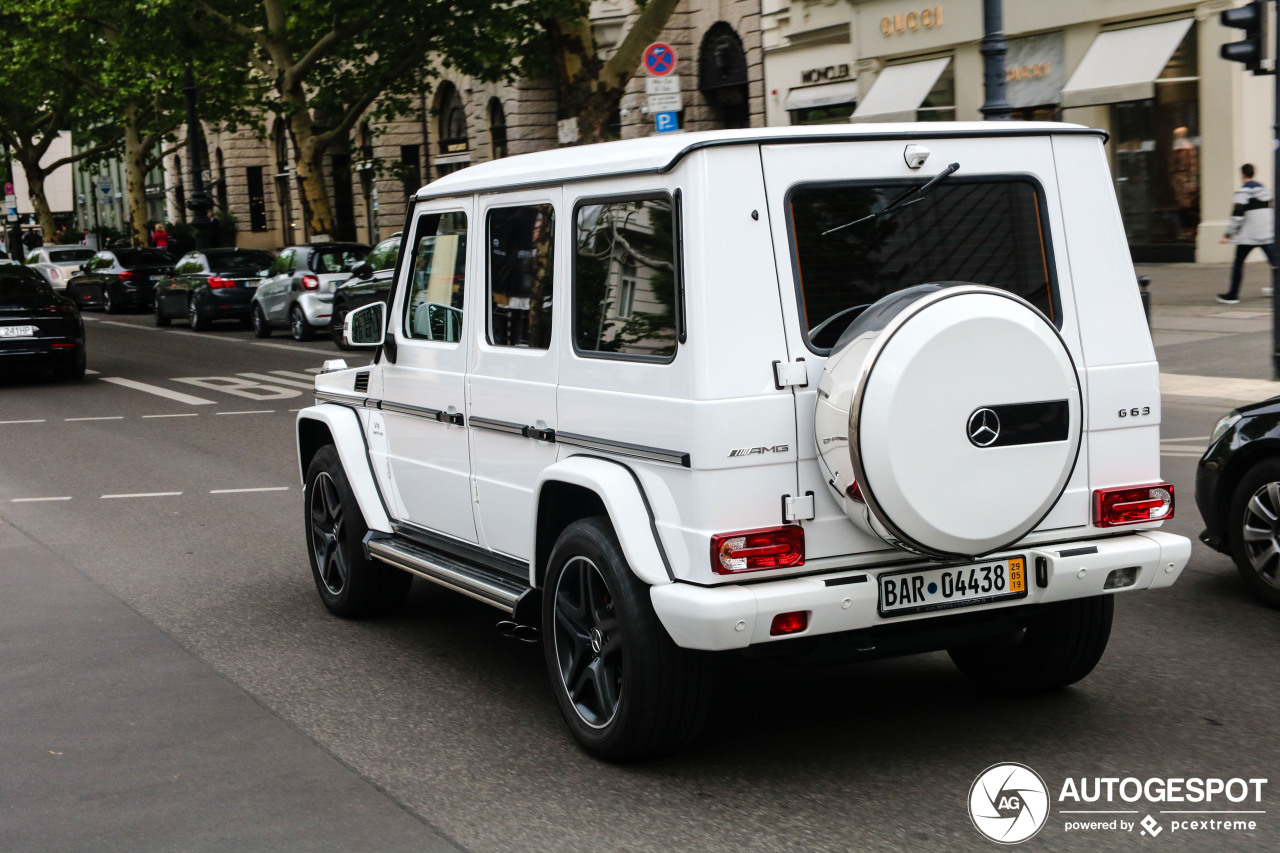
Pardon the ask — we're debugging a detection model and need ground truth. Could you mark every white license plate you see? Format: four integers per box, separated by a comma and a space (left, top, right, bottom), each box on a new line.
878, 556, 1028, 617
0, 325, 36, 338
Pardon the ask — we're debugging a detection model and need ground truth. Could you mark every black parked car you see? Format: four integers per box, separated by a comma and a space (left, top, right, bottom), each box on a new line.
154, 248, 276, 331
0, 264, 85, 381
330, 233, 400, 349
1196, 398, 1280, 607
65, 248, 176, 313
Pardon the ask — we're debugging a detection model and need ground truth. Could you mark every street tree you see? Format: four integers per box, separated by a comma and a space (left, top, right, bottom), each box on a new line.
195, 0, 529, 239
0, 3, 122, 241
535, 0, 680, 145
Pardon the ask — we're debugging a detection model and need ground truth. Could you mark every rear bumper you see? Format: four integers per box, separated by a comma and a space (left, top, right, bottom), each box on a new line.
202, 289, 254, 319
0, 341, 83, 371
650, 530, 1190, 651
297, 293, 334, 326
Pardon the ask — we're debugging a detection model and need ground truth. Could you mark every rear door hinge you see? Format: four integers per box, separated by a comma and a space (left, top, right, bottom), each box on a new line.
772, 358, 808, 390
782, 491, 816, 523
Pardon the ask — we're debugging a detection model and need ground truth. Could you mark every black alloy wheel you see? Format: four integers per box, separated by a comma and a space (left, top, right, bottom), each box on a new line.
154, 296, 171, 327
291, 304, 315, 341
1227, 458, 1280, 607
542, 517, 712, 761
330, 308, 353, 350
304, 445, 410, 617
189, 295, 211, 331
252, 304, 271, 338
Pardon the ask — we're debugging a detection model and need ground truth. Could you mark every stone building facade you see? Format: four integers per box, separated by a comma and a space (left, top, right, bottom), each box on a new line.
174, 0, 764, 251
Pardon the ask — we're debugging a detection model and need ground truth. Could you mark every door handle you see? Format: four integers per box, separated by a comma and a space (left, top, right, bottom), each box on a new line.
436, 411, 464, 426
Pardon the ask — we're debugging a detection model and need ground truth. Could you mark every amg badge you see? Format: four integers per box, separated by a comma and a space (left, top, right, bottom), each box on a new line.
729, 445, 790, 458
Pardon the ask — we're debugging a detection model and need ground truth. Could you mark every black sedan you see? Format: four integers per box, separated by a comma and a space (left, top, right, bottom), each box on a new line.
154, 248, 276, 331
330, 233, 400, 349
65, 248, 176, 313
0, 264, 85, 381
1196, 398, 1280, 607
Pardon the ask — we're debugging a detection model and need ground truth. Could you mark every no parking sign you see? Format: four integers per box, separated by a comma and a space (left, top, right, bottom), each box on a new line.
643, 43, 677, 76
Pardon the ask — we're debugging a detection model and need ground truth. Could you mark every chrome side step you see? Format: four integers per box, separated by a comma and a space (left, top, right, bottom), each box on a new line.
366, 536, 528, 614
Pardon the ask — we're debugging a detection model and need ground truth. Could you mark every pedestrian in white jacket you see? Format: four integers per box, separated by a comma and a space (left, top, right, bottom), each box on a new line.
1217, 163, 1275, 304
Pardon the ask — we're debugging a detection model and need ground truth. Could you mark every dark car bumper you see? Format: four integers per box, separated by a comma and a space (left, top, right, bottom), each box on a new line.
0, 339, 84, 372
200, 288, 256, 319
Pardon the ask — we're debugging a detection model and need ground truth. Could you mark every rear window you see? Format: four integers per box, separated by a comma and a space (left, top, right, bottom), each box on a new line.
114, 249, 176, 267
48, 249, 95, 263
311, 246, 369, 274
206, 250, 275, 274
0, 266, 55, 298
788, 178, 1058, 350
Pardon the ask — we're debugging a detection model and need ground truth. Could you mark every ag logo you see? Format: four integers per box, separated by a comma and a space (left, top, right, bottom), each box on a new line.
968, 763, 1050, 844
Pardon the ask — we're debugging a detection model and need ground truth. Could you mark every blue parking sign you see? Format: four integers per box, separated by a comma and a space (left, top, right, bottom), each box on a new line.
655, 112, 679, 133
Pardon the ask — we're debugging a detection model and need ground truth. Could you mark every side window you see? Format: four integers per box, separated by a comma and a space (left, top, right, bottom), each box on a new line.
403, 212, 467, 342
25, 251, 39, 264
574, 195, 678, 360
178, 256, 201, 274
487, 204, 554, 348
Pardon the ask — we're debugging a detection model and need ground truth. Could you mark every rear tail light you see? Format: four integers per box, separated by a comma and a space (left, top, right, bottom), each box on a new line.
118, 270, 137, 281
770, 611, 809, 636
1093, 484, 1174, 528
711, 526, 804, 574
207, 276, 236, 289
301, 274, 320, 291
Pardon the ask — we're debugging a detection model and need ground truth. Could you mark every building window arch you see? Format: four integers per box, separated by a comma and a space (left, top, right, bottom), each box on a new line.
699, 22, 751, 129
436, 82, 469, 155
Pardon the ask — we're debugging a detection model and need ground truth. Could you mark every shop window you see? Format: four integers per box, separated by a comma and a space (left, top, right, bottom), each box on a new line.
488, 204, 554, 349
917, 62, 955, 121
792, 103, 858, 126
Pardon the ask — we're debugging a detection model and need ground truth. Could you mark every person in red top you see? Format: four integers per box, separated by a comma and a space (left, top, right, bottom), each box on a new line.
152, 223, 170, 249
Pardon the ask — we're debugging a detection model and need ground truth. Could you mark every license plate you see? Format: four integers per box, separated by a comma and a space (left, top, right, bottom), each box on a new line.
878, 556, 1027, 617
0, 325, 36, 337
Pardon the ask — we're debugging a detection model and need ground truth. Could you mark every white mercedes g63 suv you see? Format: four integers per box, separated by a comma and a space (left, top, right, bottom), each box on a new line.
297, 124, 1190, 760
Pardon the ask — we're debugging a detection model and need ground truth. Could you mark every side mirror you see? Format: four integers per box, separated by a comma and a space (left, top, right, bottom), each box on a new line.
345, 301, 386, 348
352, 261, 374, 281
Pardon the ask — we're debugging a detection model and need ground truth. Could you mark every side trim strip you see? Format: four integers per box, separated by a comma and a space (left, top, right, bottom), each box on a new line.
381, 400, 441, 419
470, 415, 527, 436
557, 432, 691, 468
314, 391, 373, 407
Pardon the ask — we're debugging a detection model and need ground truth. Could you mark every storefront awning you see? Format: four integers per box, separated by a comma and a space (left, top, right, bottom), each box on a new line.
1061, 18, 1193, 109
784, 80, 860, 111
849, 57, 950, 123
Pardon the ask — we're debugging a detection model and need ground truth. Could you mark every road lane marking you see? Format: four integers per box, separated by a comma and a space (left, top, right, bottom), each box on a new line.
272, 369, 330, 380
237, 372, 316, 390
65, 416, 124, 422
253, 341, 329, 353
142, 413, 199, 418
0, 419, 46, 425
174, 375, 301, 400
101, 491, 183, 499
216, 410, 275, 415
98, 320, 159, 330
85, 369, 100, 375
1162, 372, 1280, 401
210, 487, 290, 494
100, 377, 217, 405
10, 496, 72, 503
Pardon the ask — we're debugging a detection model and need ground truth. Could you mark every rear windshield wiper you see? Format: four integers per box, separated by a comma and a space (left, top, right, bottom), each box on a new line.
822, 162, 960, 237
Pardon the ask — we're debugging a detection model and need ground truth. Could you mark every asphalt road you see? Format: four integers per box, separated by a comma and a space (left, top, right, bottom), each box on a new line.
1, 311, 1276, 852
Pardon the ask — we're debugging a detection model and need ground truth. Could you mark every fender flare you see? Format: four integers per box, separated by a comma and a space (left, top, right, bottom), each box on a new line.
296, 404, 393, 533
532, 456, 673, 588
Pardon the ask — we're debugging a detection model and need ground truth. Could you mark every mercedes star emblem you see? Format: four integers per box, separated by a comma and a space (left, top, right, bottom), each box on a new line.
968, 408, 1001, 447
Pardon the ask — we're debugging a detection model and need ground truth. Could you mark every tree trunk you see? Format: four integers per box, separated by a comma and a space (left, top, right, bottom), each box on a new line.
18, 160, 57, 242
288, 107, 334, 240
123, 104, 150, 247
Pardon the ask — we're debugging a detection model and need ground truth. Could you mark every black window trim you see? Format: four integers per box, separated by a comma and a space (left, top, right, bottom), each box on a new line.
784, 172, 1063, 357
570, 189, 683, 365
400, 207, 469, 345
484, 201, 557, 350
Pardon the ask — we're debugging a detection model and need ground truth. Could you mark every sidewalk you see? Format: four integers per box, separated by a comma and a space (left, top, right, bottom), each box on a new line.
1137, 261, 1280, 405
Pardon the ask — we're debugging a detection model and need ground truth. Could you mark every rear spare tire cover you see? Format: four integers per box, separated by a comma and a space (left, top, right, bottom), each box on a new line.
815, 284, 1081, 559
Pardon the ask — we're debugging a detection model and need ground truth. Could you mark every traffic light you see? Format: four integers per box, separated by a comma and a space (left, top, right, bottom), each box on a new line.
1221, 1, 1266, 72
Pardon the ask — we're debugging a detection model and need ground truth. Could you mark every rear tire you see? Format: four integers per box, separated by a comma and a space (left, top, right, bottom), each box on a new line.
304, 445, 410, 617
53, 349, 86, 382
189, 296, 211, 331
1226, 458, 1280, 608
291, 305, 315, 341
331, 308, 353, 350
948, 595, 1113, 693
252, 304, 271, 338
102, 287, 118, 314
542, 517, 713, 761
